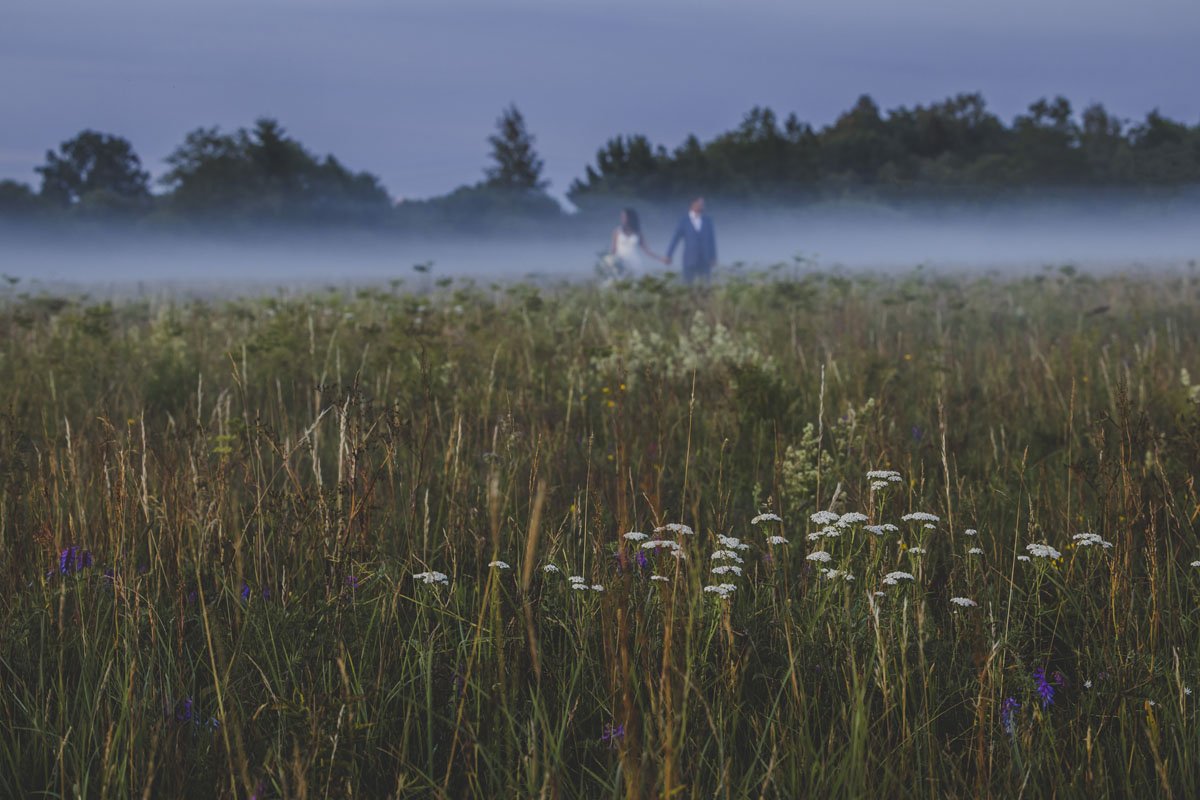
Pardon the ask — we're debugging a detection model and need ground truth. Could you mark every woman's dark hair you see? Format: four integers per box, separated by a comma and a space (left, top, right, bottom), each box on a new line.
622, 208, 642, 239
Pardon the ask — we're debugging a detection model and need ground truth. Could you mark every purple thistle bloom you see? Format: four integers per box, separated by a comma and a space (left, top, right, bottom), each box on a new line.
600, 722, 625, 748
1000, 696, 1020, 735
1034, 668, 1055, 709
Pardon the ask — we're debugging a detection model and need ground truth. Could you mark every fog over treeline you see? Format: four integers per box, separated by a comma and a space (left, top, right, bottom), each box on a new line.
3, 92, 1200, 229
2, 91, 1198, 289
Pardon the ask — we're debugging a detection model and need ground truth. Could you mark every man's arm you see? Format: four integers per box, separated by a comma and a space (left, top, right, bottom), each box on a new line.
666, 219, 685, 262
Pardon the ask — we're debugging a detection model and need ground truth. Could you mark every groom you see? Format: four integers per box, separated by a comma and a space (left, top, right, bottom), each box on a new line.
666, 196, 717, 283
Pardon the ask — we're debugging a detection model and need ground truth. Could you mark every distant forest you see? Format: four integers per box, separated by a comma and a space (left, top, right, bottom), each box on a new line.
2, 93, 1199, 231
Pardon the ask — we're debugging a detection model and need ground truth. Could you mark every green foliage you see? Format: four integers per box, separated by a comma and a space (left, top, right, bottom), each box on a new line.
35, 129, 150, 208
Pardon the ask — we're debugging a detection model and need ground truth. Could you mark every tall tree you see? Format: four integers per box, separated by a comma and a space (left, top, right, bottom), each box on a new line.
36, 130, 150, 206
485, 105, 547, 191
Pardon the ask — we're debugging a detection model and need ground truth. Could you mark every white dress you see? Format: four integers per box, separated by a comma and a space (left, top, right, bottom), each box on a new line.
613, 228, 643, 276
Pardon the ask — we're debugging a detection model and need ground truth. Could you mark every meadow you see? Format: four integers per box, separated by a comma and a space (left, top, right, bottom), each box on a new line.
2, 263, 1200, 798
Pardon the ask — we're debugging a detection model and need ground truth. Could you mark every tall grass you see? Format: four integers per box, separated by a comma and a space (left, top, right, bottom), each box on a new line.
2, 265, 1200, 798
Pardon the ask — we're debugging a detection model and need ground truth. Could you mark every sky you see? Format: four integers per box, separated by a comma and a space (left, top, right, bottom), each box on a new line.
2, 0, 1198, 202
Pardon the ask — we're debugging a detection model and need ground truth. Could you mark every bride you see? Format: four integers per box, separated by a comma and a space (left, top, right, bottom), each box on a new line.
602, 208, 667, 280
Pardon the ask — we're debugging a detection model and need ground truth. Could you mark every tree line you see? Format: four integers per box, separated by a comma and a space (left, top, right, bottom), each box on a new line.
2, 94, 1198, 230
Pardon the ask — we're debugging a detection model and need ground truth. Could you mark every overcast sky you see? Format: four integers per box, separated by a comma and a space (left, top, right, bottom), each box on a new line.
3, 0, 1198, 201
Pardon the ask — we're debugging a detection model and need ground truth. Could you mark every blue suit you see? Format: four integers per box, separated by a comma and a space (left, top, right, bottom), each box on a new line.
667, 214, 717, 283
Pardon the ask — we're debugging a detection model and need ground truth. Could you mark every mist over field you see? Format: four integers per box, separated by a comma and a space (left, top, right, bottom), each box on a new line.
4, 200, 1198, 294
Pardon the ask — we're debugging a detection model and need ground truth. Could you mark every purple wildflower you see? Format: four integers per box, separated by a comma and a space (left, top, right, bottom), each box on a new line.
1033, 668, 1055, 708
600, 722, 625, 749
1000, 696, 1020, 735
173, 697, 195, 723
635, 550, 649, 571
346, 575, 360, 590
240, 582, 252, 602
58, 546, 93, 575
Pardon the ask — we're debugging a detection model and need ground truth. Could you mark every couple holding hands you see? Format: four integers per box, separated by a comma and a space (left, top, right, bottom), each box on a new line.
605, 196, 717, 284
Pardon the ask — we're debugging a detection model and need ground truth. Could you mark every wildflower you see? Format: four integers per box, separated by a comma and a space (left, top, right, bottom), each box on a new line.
1017, 555, 1031, 562
542, 564, 561, 574
488, 560, 511, 570
1186, 687, 1193, 696
623, 531, 649, 542
865, 523, 899, 536
568, 575, 586, 584
710, 550, 744, 563
883, 571, 915, 585
570, 583, 590, 591
901, 512, 940, 523
838, 512, 869, 527
810, 510, 840, 526
821, 568, 854, 581
968, 547, 984, 555
923, 523, 936, 530
870, 481, 888, 490
717, 535, 751, 551
240, 582, 252, 602
907, 547, 927, 555
600, 723, 625, 748
873, 591, 885, 597
1025, 543, 1062, 560
1033, 668, 1055, 708
1084, 680, 1092, 689
656, 523, 694, 536
58, 546, 93, 576
642, 539, 681, 552
806, 551, 833, 563
751, 513, 782, 525
650, 575, 670, 583
963, 528, 978, 536
766, 535, 789, 545
173, 698, 195, 724
711, 565, 742, 577
591, 584, 604, 592
413, 571, 450, 586
703, 583, 738, 599
1192, 560, 1200, 568
346, 575, 360, 590
670, 550, 687, 560
950, 597, 977, 608
1072, 532, 1113, 549
1000, 697, 1020, 735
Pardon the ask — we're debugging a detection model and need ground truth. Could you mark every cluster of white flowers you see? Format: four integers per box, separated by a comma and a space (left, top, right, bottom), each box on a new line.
820, 568, 854, 581
907, 547, 927, 555
711, 564, 743, 577
1017, 555, 1031, 563
703, 583, 738, 599
711, 550, 744, 564
623, 531, 649, 542
838, 512, 870, 527
867, 470, 903, 490
1192, 560, 1200, 568
1072, 532, 1113, 549
656, 523, 695, 536
950, 597, 978, 608
968, 547, 984, 556
883, 571, 915, 585
751, 512, 783, 525
642, 539, 682, 552
1026, 543, 1062, 560
901, 512, 940, 523
766, 535, 789, 546
488, 560, 511, 570
807, 526, 841, 542
964, 528, 978, 536
810, 510, 840, 526
413, 571, 449, 586
651, 575, 670, 583
568, 575, 604, 592
806, 551, 833, 564
569, 575, 586, 584
542, 564, 561, 574
865, 523, 899, 536
717, 535, 751, 552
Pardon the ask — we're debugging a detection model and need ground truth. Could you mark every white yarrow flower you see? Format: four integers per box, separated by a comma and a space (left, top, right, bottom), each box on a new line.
806, 551, 833, 563
591, 584, 604, 592
488, 560, 511, 570
1072, 532, 1113, 549
810, 510, 840, 526
963, 528, 978, 536
642, 539, 682, 551
650, 575, 670, 583
1017, 555, 1031, 562
1025, 543, 1062, 559
568, 575, 586, 584
865, 523, 899, 536
413, 571, 449, 586
656, 523, 695, 536
542, 564, 561, 574
766, 535, 789, 545
883, 571, 915, 585
751, 512, 782, 525
717, 535, 751, 551
710, 550, 744, 563
968, 547, 984, 555
711, 564, 743, 577
901, 512, 940, 523
907, 547, 926, 555
623, 531, 649, 542
838, 512, 870, 527
950, 597, 977, 607
703, 583, 738, 599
